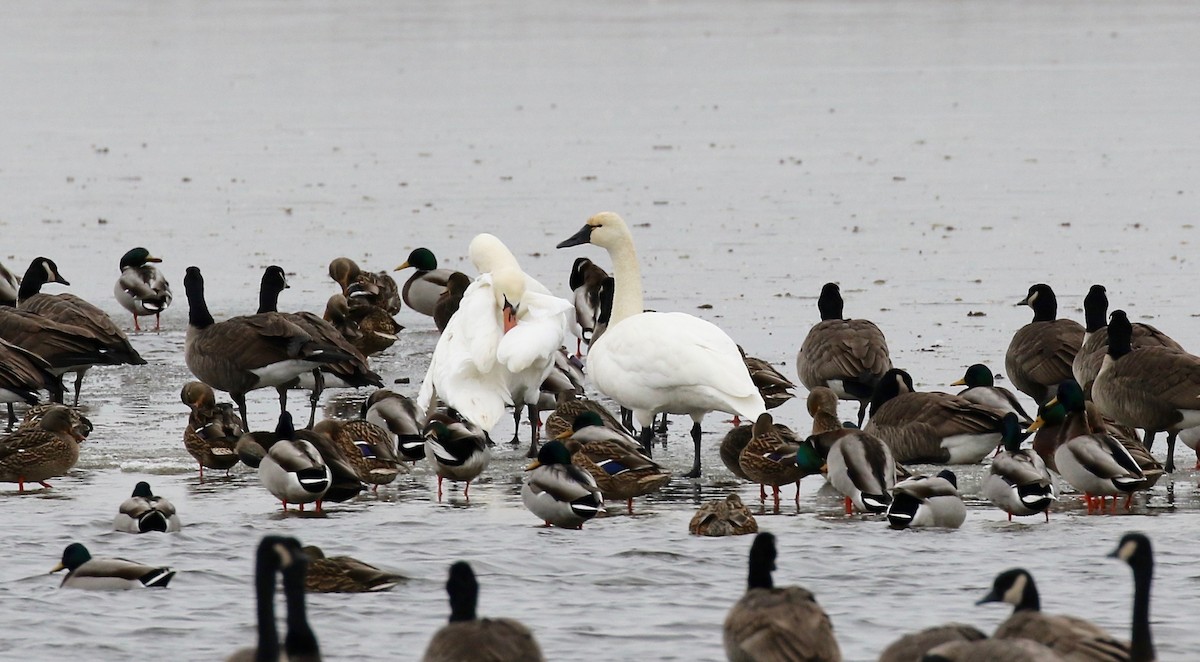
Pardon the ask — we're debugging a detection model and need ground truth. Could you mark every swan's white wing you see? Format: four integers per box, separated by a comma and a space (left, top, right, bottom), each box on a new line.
497, 291, 572, 373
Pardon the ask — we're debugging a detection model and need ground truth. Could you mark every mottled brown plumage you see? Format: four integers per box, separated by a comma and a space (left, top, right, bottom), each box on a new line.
311, 418, 405, 486
0, 404, 87, 490
1072, 285, 1182, 397
741, 347, 796, 410
434, 271, 473, 333
878, 623, 986, 662
689, 493, 757, 536
544, 394, 624, 440
739, 413, 804, 510
301, 545, 406, 593
559, 413, 670, 512
181, 381, 243, 476
1005, 284, 1083, 405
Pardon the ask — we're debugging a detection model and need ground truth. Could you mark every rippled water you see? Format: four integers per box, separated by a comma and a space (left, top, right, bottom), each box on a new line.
2, 1, 1199, 660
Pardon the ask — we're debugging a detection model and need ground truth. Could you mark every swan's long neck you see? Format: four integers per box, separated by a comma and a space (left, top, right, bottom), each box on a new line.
607, 240, 644, 325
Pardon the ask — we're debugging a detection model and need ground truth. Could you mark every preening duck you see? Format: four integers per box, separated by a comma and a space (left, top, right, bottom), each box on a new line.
255, 412, 334, 512
738, 413, 807, 512
395, 247, 466, 318
0, 404, 88, 492
113, 481, 181, 533
422, 561, 544, 662
984, 413, 1055, 521
433, 271, 472, 333
363, 389, 427, 462
311, 418, 405, 488
1005, 284, 1084, 405
521, 439, 604, 528
51, 542, 174, 590
557, 212, 765, 478
181, 381, 244, 479
886, 470, 966, 529
423, 408, 492, 501
556, 410, 670, 514
689, 493, 758, 536
568, 256, 608, 354
952, 363, 1033, 426
816, 426, 896, 515
113, 247, 172, 331
741, 347, 796, 412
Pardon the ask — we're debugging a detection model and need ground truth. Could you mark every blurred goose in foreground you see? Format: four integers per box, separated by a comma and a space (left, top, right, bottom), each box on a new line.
0, 339, 62, 429
1110, 533, 1155, 662
739, 413, 807, 512
312, 418, 405, 488
1090, 309, 1200, 473
723, 533, 842, 662
395, 247, 465, 318
227, 536, 320, 662
0, 404, 88, 492
952, 363, 1033, 426
1005, 283, 1084, 405
977, 567, 1129, 661
423, 561, 544, 662
558, 212, 765, 477
865, 369, 1005, 465
795, 282, 892, 426
363, 389, 427, 462
113, 247, 172, 331
51, 542, 174, 590
568, 256, 608, 355
886, 470, 966, 529
557, 411, 670, 514
878, 623, 986, 662
0, 259, 18, 306
521, 439, 604, 528
180, 381, 244, 479
689, 493, 757, 536
984, 413, 1055, 521
1072, 285, 1181, 404
301, 545, 406, 593
423, 408, 492, 501
113, 481, 181, 533
255, 412, 333, 512
923, 638, 1065, 661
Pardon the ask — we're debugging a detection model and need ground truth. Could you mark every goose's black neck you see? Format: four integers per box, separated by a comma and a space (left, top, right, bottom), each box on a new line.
869, 369, 914, 418
1107, 311, 1133, 360
1131, 560, 1154, 662
184, 267, 215, 329
282, 553, 320, 659
747, 533, 776, 590
252, 541, 281, 662
17, 257, 55, 302
817, 283, 844, 321
258, 284, 280, 314
447, 561, 479, 622
1083, 285, 1108, 333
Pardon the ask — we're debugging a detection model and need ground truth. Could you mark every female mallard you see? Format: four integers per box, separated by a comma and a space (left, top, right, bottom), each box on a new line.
434, 271, 473, 333
864, 369, 1005, 465
423, 561, 544, 662
1073, 284, 1181, 400
952, 363, 1033, 426
557, 411, 670, 514
113, 481, 181, 533
521, 439, 604, 529
324, 292, 403, 357
312, 418, 405, 488
51, 542, 174, 590
724, 532, 842, 662
544, 394, 624, 441
330, 257, 401, 315
1110, 533, 1155, 662
0, 338, 62, 429
984, 413, 1055, 521
885, 470, 966, 529
738, 413, 808, 512
181, 381, 244, 479
741, 347, 796, 413
113, 247, 172, 331
227, 536, 321, 662
794, 282, 892, 427
423, 408, 492, 501
363, 389, 426, 462
301, 545, 406, 593
1005, 283, 1084, 405
255, 412, 333, 512
0, 404, 87, 492
978, 567, 1129, 661
395, 248, 465, 318
689, 493, 758, 536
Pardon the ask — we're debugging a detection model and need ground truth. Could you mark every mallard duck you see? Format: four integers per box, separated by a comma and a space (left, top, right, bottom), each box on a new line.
363, 389, 426, 462
1028, 393, 1160, 483
434, 271, 472, 333
952, 363, 1033, 426
0, 259, 18, 307
324, 292, 403, 357
424, 408, 492, 501
923, 638, 1066, 661
558, 213, 765, 477
1073, 285, 1182, 401
0, 404, 87, 492
820, 428, 896, 515
544, 394, 624, 441
521, 439, 604, 528
864, 369, 1004, 465
557, 411, 670, 514
14, 256, 146, 405
256, 412, 333, 512
723, 532, 841, 662
807, 387, 843, 435
794, 282, 892, 427
740, 347, 795, 413
18, 403, 92, 436
113, 481, 181, 533
878, 623, 987, 662
886, 470, 966, 529
330, 257, 401, 315
978, 568, 1129, 661
1110, 533, 1155, 662
311, 418, 405, 488
301, 545, 406, 593
183, 266, 354, 429
588, 275, 616, 346
0, 338, 62, 429
1090, 309, 1200, 473
113, 247, 172, 331
568, 256, 608, 355
689, 493, 758, 536
181, 381, 244, 479
395, 248, 465, 318
984, 413, 1055, 521
739, 413, 807, 511
227, 536, 321, 662
1005, 284, 1084, 405
719, 425, 754, 480
423, 561, 544, 662
51, 542, 174, 590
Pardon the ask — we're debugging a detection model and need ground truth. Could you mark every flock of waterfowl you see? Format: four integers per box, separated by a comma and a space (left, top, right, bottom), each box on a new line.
0, 211, 1188, 660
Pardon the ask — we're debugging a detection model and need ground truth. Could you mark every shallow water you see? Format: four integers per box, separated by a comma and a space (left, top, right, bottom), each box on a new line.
2, 0, 1199, 660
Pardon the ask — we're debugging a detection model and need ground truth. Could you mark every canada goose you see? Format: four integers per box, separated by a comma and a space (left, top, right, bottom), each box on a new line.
363, 389, 426, 462
1090, 309, 1200, 473
51, 542, 174, 590
113, 481, 181, 533
977, 567, 1129, 661
256, 412, 333, 512
723, 532, 841, 662
433, 271, 472, 333
183, 266, 353, 429
886, 470, 966, 529
227, 535, 321, 662
984, 413, 1055, 521
14, 256, 146, 405
795, 282, 892, 426
311, 418, 405, 488
864, 369, 1005, 465
0, 306, 129, 403
1109, 533, 1155, 662
181, 381, 244, 479
113, 247, 171, 331
0, 338, 62, 429
556, 410, 670, 514
1073, 285, 1181, 405
818, 427, 896, 515
423, 561, 544, 662
952, 363, 1033, 425
0, 404, 87, 491
1005, 284, 1084, 405
739, 413, 806, 512
568, 256, 608, 354
741, 347, 796, 412
0, 259, 18, 306
423, 408, 492, 501
522, 439, 604, 528
689, 493, 758, 536
922, 638, 1066, 661
878, 623, 986, 662
300, 545, 407, 593
394, 248, 465, 318
558, 212, 765, 477
257, 266, 384, 428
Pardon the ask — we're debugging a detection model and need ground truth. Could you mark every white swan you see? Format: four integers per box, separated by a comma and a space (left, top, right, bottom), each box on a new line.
418, 236, 571, 449
557, 212, 765, 477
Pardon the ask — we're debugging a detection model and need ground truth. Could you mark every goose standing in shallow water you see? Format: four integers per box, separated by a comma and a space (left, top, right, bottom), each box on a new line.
227, 536, 321, 662
1005, 283, 1084, 405
0, 339, 62, 429
984, 413, 1055, 521
423, 561, 544, 662
1110, 533, 1155, 662
113, 481, 181, 533
795, 282, 892, 426
113, 247, 172, 331
1072, 285, 1182, 401
558, 212, 764, 477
